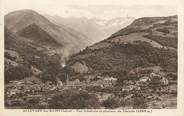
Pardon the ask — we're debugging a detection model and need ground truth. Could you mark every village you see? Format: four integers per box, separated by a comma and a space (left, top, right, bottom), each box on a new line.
5, 67, 177, 109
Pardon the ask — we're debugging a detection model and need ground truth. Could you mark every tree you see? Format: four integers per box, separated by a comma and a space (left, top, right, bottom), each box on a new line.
40, 54, 62, 83
5, 64, 32, 83
48, 90, 100, 109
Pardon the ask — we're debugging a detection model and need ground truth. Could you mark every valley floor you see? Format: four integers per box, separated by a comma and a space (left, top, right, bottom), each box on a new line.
5, 70, 177, 109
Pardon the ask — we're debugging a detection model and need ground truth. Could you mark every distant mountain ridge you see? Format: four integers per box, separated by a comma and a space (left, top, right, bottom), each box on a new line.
45, 15, 135, 44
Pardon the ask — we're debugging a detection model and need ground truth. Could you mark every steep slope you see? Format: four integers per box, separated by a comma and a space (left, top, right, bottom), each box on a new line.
5, 27, 39, 83
4, 27, 44, 57
109, 15, 177, 48
67, 15, 177, 74
5, 27, 65, 84
17, 23, 62, 48
5, 9, 88, 57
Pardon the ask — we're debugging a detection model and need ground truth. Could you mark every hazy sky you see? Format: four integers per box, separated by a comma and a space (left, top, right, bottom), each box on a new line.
3, 0, 177, 19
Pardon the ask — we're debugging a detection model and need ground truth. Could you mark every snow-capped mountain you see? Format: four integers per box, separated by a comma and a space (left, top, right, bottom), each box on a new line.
45, 15, 135, 44
90, 16, 134, 28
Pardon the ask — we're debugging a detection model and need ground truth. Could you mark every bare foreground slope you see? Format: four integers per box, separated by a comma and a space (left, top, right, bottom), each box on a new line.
4, 11, 177, 109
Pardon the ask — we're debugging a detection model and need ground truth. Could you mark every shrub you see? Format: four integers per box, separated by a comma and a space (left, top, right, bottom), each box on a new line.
103, 96, 120, 109
132, 93, 147, 109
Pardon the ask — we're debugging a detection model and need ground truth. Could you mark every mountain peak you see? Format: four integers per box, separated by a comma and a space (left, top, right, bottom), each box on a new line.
5, 9, 52, 32
6, 9, 39, 16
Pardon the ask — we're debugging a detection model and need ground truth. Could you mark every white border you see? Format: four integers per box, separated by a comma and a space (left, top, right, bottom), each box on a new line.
0, 0, 184, 116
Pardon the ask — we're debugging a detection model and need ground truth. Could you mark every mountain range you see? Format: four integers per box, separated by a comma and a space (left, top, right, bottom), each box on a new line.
45, 15, 135, 44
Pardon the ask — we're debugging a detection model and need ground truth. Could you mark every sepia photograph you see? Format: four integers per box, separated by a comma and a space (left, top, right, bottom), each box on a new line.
1, 0, 183, 112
